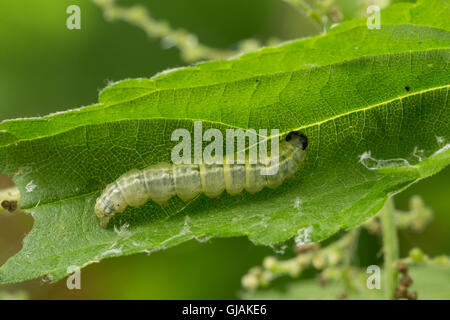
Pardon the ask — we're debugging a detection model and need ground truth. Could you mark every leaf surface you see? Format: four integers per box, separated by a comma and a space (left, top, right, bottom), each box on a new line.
0, 0, 449, 283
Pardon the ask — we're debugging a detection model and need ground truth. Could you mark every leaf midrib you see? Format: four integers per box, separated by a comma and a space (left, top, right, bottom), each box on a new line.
292, 84, 450, 133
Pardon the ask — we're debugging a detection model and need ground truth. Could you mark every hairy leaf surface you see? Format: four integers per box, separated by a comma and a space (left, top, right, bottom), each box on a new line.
0, 0, 449, 283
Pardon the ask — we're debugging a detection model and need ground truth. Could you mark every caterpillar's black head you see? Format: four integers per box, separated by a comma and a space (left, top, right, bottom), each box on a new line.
285, 131, 308, 150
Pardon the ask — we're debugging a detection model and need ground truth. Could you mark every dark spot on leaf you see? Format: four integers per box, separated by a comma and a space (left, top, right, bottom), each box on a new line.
405, 86, 411, 92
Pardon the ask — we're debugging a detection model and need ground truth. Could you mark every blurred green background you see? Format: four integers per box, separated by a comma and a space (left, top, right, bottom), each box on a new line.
0, 0, 448, 299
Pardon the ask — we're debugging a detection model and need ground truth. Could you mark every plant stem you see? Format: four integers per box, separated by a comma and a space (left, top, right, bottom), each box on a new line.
93, 0, 263, 62
283, 0, 325, 33
380, 197, 399, 299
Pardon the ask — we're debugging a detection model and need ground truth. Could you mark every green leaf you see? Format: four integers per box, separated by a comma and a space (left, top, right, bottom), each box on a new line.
244, 265, 450, 300
0, 0, 449, 283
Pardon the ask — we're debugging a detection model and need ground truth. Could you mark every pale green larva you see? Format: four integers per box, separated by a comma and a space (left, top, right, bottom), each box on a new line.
94, 131, 308, 227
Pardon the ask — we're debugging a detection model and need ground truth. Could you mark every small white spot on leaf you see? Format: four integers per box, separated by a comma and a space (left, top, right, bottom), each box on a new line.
412, 146, 425, 161
432, 143, 450, 156
26, 181, 37, 192
295, 226, 313, 246
101, 247, 123, 258
359, 151, 416, 170
114, 223, 131, 237
436, 136, 445, 145
293, 197, 303, 215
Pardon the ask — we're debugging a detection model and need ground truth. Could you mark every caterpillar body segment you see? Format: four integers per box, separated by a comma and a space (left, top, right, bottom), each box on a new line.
95, 131, 308, 227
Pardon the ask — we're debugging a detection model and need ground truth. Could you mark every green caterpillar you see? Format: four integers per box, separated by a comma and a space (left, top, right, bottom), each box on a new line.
95, 131, 308, 227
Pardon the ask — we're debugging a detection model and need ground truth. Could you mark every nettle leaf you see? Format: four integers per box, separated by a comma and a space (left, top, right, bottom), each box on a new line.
0, 0, 449, 283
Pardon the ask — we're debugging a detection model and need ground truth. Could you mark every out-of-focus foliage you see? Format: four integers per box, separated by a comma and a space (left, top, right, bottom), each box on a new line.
245, 265, 450, 300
